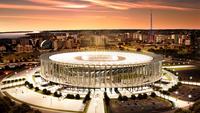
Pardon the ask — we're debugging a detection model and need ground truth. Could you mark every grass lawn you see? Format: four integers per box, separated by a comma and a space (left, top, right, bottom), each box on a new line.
170, 84, 200, 102
109, 97, 172, 113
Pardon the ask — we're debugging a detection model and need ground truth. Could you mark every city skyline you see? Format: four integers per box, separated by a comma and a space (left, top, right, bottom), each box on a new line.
0, 0, 200, 32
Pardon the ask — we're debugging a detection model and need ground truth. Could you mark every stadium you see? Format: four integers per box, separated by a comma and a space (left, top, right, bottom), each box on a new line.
40, 50, 162, 88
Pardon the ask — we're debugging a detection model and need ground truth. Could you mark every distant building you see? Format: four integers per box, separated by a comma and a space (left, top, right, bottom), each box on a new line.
65, 39, 73, 49
93, 35, 106, 47
0, 45, 6, 51
16, 44, 33, 53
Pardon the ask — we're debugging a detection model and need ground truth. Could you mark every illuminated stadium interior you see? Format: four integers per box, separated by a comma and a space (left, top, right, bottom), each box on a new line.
49, 51, 154, 65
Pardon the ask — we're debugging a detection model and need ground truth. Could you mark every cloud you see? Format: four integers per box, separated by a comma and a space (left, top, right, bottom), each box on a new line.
83, 0, 198, 11
0, 0, 91, 11
0, 3, 62, 11
0, 15, 107, 21
0, 0, 198, 12
27, 0, 90, 9
0, 15, 65, 20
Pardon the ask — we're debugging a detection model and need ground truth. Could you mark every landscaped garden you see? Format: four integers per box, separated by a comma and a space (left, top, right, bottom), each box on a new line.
107, 93, 173, 113
170, 84, 200, 102
177, 69, 200, 82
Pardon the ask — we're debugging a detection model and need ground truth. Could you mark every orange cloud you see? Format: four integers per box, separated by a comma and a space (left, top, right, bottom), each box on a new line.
0, 3, 62, 10
0, 0, 196, 12
83, 0, 197, 11
27, 0, 90, 9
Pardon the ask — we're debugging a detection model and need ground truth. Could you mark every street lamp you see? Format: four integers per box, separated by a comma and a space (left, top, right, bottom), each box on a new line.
5, 72, 8, 75
175, 91, 179, 101
188, 94, 192, 99
189, 76, 192, 85
188, 94, 192, 105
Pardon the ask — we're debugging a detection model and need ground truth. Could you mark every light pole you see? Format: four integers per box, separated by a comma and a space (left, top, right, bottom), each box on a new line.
189, 76, 192, 85
175, 91, 179, 101
188, 94, 192, 105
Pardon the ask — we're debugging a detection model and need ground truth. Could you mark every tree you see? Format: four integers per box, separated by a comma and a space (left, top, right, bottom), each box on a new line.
46, 90, 51, 95
34, 109, 42, 113
118, 94, 123, 101
190, 100, 200, 113
137, 94, 143, 100
66, 94, 74, 99
42, 89, 47, 94
83, 91, 91, 103
54, 91, 61, 97
35, 87, 39, 92
2, 81, 6, 84
104, 92, 110, 105
114, 88, 120, 94
143, 93, 148, 99
28, 84, 33, 89
122, 96, 128, 101
75, 94, 80, 99
25, 81, 29, 86
174, 108, 191, 113
0, 98, 10, 113
131, 94, 136, 100
20, 103, 32, 113
136, 48, 141, 52
150, 92, 156, 97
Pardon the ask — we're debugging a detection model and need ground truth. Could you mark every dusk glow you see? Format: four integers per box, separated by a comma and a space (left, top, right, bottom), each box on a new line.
0, 0, 200, 32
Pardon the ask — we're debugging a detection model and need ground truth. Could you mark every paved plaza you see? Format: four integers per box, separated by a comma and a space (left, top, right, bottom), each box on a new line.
1, 66, 199, 113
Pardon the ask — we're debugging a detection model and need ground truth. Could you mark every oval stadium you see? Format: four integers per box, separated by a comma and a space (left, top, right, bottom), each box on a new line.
40, 51, 162, 88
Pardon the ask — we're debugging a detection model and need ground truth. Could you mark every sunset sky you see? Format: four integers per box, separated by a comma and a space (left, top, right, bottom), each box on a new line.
0, 0, 200, 32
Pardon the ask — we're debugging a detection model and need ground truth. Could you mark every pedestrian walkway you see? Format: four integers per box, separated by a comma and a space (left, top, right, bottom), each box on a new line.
3, 86, 85, 112
155, 91, 193, 108
87, 92, 105, 113
163, 65, 196, 69
181, 81, 200, 86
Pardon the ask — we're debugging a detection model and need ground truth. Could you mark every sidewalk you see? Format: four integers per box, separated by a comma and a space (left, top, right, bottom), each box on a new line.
4, 86, 85, 112
155, 91, 193, 108
181, 81, 200, 86
87, 92, 105, 113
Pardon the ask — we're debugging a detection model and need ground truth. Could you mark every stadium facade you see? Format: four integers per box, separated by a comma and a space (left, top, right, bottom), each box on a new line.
40, 50, 162, 88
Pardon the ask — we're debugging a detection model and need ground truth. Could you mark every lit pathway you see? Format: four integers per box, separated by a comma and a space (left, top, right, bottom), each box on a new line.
181, 81, 200, 86
154, 69, 194, 108
5, 67, 40, 80
155, 91, 194, 108
87, 91, 105, 113
1, 67, 40, 90
3, 86, 85, 112
162, 65, 196, 69
154, 69, 179, 91
2, 65, 197, 113
1, 67, 86, 113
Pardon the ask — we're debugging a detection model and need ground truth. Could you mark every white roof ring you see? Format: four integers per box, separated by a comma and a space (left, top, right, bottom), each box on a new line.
48, 51, 154, 65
